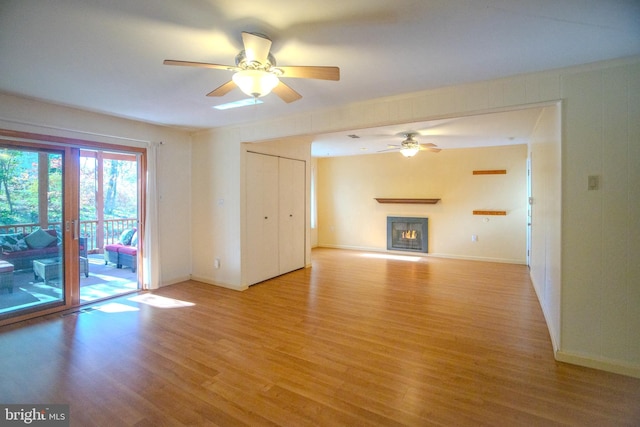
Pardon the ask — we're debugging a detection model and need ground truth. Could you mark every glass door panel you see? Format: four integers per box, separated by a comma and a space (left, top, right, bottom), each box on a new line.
78, 150, 140, 303
0, 147, 66, 316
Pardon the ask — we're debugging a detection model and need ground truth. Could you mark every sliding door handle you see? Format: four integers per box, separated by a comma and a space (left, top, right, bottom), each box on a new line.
72, 220, 79, 240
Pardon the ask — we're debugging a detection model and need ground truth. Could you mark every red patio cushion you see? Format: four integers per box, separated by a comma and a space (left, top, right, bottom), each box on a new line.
105, 244, 123, 252
117, 246, 137, 256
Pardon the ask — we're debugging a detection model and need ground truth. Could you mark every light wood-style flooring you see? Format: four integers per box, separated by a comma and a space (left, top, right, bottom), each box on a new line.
1, 248, 639, 426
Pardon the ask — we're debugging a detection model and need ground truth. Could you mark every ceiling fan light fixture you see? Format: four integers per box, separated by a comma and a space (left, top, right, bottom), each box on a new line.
232, 70, 279, 98
400, 147, 420, 157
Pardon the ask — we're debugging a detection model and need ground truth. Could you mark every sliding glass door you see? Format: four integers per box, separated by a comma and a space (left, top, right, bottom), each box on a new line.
0, 134, 144, 324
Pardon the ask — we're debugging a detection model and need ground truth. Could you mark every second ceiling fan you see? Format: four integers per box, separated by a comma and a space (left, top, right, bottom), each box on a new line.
164, 31, 340, 103
379, 133, 441, 157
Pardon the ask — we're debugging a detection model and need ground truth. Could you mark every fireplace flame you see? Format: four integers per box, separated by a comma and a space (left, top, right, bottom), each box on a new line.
401, 230, 418, 239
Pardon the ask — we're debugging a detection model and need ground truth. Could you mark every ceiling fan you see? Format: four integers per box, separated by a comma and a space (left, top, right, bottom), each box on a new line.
163, 31, 340, 103
378, 133, 441, 157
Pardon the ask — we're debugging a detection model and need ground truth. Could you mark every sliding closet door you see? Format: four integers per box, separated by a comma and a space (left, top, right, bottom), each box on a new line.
246, 152, 279, 285
245, 152, 306, 286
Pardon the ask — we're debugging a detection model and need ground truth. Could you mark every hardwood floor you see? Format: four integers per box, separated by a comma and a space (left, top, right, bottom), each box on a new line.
1, 248, 639, 426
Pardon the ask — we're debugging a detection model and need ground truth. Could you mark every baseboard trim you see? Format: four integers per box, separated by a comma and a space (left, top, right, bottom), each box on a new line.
317, 244, 526, 264
160, 275, 191, 287
555, 350, 640, 379
427, 252, 526, 265
189, 275, 248, 292
528, 274, 560, 353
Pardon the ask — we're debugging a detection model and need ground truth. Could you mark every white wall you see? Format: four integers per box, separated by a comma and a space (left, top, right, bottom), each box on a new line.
317, 145, 528, 263
558, 61, 640, 376
193, 57, 640, 377
0, 93, 193, 287
191, 127, 243, 290
310, 157, 319, 248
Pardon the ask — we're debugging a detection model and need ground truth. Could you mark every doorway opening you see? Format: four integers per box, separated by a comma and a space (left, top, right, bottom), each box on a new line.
78, 149, 140, 303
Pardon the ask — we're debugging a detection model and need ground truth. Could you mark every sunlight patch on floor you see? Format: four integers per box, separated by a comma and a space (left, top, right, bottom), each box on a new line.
95, 302, 140, 313
91, 273, 130, 282
80, 282, 138, 303
360, 253, 422, 262
128, 294, 195, 308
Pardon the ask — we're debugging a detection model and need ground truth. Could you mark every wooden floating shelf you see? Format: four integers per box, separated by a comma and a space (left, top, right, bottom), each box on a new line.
473, 210, 507, 216
375, 198, 441, 204
473, 170, 507, 175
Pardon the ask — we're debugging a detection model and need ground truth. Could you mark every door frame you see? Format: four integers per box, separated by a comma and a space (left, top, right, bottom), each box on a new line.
0, 129, 146, 326
526, 155, 532, 267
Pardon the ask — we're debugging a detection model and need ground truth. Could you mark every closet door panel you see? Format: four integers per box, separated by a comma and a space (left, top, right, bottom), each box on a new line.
278, 158, 305, 274
246, 153, 279, 285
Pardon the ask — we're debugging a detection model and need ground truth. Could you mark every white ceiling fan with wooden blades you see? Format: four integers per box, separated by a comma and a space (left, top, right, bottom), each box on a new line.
164, 31, 340, 103
377, 133, 441, 157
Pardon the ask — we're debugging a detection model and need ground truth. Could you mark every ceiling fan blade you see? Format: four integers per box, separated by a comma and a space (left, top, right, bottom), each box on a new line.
242, 32, 272, 64
424, 147, 442, 153
163, 59, 237, 71
420, 142, 437, 148
272, 81, 302, 103
277, 66, 340, 81
377, 147, 400, 153
206, 80, 237, 97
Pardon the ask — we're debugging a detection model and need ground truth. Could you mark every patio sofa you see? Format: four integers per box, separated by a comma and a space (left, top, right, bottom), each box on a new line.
0, 228, 86, 271
104, 228, 137, 273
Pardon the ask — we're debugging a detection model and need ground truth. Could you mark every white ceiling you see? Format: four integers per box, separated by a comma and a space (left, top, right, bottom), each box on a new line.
1, 1, 639, 155
311, 108, 544, 157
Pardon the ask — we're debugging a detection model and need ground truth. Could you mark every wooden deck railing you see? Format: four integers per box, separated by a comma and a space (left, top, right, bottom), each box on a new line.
0, 218, 137, 254
80, 219, 137, 253
0, 223, 44, 236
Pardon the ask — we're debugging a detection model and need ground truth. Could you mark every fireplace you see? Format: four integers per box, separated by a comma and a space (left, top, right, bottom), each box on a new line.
387, 216, 428, 253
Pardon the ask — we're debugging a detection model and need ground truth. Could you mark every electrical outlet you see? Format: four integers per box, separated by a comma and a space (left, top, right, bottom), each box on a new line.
471, 235, 478, 242
214, 258, 220, 269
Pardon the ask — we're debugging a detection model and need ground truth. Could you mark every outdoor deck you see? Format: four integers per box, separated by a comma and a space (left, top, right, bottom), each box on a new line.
0, 254, 138, 315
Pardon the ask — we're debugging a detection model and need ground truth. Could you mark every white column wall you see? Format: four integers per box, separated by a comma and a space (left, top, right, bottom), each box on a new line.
557, 61, 640, 376
528, 104, 562, 352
